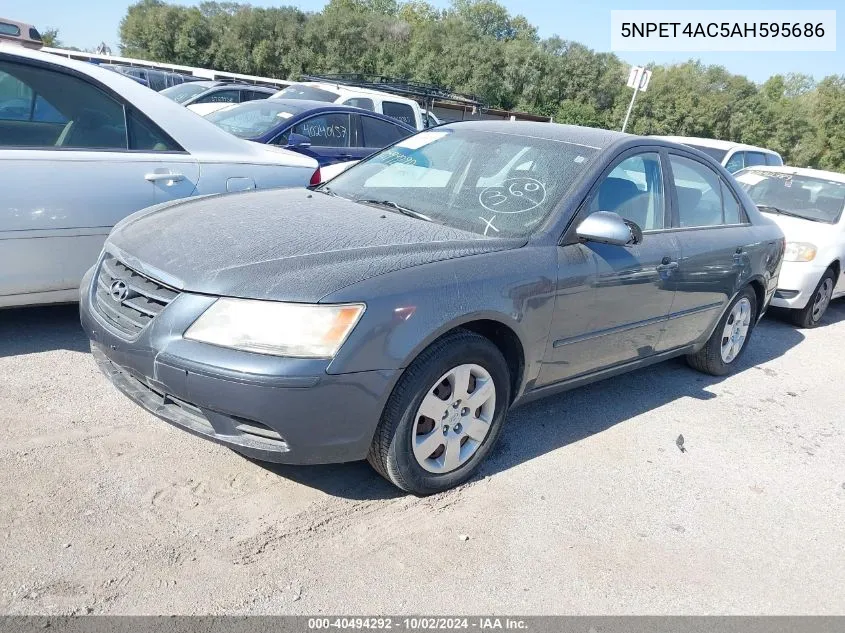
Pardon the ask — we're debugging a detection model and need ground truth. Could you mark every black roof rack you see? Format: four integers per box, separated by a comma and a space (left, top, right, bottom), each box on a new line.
300, 74, 485, 111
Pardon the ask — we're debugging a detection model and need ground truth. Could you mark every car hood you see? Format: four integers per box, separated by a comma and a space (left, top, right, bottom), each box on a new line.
106, 189, 524, 302
761, 212, 835, 245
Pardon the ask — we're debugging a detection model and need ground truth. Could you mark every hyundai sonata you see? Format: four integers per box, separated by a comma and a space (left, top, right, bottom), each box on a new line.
80, 122, 784, 494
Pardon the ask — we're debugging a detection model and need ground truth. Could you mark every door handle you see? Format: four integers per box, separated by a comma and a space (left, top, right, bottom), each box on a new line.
144, 171, 185, 183
656, 257, 678, 272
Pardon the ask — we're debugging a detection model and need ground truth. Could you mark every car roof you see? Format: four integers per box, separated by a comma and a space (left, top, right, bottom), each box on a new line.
737, 165, 845, 183
441, 120, 629, 149
653, 135, 780, 155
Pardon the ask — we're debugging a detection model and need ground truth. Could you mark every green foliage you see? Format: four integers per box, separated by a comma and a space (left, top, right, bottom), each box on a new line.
40, 28, 62, 48
117, 0, 845, 172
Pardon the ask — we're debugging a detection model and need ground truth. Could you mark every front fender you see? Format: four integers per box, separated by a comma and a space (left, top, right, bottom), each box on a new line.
322, 246, 558, 397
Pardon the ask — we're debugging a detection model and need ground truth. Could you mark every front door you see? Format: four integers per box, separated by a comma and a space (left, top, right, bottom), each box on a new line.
538, 150, 680, 385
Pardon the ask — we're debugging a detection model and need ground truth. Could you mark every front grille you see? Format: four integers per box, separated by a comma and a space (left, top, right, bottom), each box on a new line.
94, 255, 178, 336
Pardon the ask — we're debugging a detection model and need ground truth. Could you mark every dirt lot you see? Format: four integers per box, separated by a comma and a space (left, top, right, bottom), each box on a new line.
1, 302, 844, 615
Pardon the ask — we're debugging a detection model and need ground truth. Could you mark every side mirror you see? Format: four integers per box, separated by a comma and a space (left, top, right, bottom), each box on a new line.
576, 211, 642, 246
286, 132, 311, 149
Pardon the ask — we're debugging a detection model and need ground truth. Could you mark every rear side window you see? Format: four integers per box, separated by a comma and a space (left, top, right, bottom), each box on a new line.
0, 61, 127, 150
670, 155, 732, 227
244, 90, 271, 102
765, 153, 783, 166
127, 109, 181, 152
344, 97, 374, 111
721, 181, 744, 224
360, 115, 409, 147
382, 101, 415, 126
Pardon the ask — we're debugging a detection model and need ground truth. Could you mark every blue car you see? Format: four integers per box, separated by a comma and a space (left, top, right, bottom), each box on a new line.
205, 99, 416, 167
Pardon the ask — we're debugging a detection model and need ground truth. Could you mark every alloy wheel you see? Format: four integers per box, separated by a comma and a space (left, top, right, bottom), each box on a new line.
411, 363, 496, 474
720, 297, 752, 364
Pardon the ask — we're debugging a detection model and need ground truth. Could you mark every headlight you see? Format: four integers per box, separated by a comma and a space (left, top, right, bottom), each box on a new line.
783, 242, 817, 262
184, 298, 365, 358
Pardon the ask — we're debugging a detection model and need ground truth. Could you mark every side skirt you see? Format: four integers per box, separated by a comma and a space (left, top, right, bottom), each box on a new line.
514, 344, 696, 407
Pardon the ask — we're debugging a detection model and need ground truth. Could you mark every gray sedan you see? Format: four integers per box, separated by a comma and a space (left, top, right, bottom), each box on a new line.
80, 122, 785, 494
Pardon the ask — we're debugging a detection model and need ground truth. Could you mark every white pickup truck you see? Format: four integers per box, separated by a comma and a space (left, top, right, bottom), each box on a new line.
273, 81, 426, 130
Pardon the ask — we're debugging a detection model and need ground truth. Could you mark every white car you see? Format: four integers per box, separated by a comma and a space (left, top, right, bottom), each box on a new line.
0, 45, 318, 308
735, 165, 845, 327
273, 82, 425, 130
653, 136, 783, 173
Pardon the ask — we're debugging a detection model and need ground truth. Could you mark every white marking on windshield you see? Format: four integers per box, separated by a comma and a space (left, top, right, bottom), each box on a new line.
479, 215, 500, 236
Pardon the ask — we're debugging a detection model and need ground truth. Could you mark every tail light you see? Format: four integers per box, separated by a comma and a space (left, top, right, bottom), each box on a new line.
309, 167, 322, 187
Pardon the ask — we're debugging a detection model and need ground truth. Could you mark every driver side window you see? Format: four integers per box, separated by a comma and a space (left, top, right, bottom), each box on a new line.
589, 152, 665, 231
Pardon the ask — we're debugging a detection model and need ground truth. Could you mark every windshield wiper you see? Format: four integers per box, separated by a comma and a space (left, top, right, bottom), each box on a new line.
756, 204, 807, 219
355, 199, 434, 223
316, 185, 337, 197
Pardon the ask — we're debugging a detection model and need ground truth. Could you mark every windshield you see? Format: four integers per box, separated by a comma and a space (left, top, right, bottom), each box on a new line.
161, 82, 211, 103
735, 169, 845, 224
323, 128, 599, 237
206, 101, 304, 138
275, 84, 340, 102
685, 144, 728, 163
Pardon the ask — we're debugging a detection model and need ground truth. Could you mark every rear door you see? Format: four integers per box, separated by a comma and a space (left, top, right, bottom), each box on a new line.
656, 151, 752, 351
0, 57, 198, 304
286, 112, 353, 166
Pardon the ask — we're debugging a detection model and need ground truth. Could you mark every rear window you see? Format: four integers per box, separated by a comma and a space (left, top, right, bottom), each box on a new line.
382, 101, 415, 126
765, 153, 783, 166
275, 84, 340, 102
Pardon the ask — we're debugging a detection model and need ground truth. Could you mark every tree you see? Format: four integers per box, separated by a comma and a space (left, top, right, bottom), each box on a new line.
40, 28, 62, 48
113, 0, 845, 171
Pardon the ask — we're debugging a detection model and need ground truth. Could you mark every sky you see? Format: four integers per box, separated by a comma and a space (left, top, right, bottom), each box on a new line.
3, 0, 842, 83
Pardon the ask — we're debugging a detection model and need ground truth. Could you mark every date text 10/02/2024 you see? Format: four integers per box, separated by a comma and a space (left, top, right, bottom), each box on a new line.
307, 617, 529, 630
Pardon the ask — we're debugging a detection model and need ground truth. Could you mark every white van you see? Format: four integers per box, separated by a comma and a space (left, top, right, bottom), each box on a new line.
273, 81, 425, 130
652, 136, 783, 173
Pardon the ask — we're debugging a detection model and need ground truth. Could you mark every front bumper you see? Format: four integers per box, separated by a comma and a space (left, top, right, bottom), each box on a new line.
80, 265, 395, 465
770, 261, 826, 310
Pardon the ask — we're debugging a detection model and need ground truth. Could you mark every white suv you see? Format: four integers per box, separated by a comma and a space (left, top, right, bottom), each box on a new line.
652, 136, 783, 173
274, 82, 425, 130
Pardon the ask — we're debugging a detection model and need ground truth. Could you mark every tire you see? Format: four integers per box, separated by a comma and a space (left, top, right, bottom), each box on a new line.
790, 269, 836, 329
686, 286, 757, 376
367, 330, 511, 495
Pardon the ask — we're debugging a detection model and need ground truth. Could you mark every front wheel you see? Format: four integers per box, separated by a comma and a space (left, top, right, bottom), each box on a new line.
686, 287, 757, 376
790, 269, 835, 328
367, 330, 511, 495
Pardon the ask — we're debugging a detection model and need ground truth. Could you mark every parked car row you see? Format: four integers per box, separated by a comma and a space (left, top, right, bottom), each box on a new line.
2, 40, 843, 496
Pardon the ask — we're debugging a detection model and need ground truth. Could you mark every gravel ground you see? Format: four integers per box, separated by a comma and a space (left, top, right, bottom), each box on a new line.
1, 302, 843, 615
